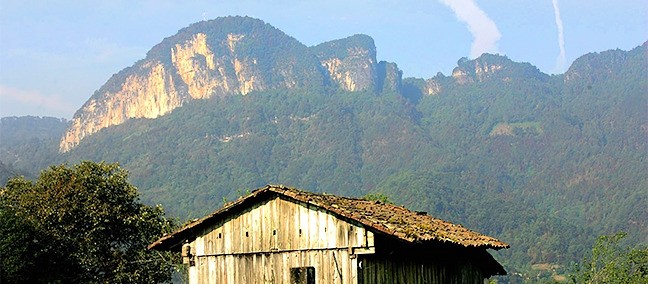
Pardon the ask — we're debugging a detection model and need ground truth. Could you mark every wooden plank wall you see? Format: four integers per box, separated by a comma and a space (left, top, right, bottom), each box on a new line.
358, 255, 486, 284
195, 249, 356, 284
187, 196, 374, 283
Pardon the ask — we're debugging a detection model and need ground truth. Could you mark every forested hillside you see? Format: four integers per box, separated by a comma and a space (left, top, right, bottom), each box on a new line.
0, 116, 68, 183
1, 17, 645, 282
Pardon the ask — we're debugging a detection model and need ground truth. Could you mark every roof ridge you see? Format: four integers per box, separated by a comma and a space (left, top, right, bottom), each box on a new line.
149, 185, 509, 251
265, 185, 508, 249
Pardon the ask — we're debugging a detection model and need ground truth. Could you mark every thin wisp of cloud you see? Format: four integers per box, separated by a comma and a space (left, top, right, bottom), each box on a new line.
438, 0, 502, 58
552, 0, 566, 73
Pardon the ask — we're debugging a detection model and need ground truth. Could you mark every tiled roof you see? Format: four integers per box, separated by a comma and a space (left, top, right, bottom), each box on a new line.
149, 185, 509, 250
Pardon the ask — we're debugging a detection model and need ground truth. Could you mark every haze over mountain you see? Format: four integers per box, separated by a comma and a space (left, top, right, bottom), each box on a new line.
1, 17, 646, 281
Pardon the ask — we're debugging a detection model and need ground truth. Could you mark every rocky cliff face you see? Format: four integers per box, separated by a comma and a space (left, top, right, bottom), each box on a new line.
449, 54, 547, 85
60, 61, 185, 152
60, 17, 405, 152
377, 61, 402, 93
312, 34, 379, 92
60, 18, 405, 152
424, 78, 442, 96
61, 17, 335, 152
399, 54, 552, 101
452, 56, 504, 84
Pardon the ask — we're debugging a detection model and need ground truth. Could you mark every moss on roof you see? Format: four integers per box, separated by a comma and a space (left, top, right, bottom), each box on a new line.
150, 185, 509, 251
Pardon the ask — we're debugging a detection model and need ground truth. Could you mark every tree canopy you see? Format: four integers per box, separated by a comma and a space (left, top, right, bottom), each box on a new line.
0, 161, 177, 283
570, 232, 648, 284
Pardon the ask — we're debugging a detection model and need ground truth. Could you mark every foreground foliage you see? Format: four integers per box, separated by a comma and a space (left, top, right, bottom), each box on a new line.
0, 161, 177, 283
570, 232, 648, 284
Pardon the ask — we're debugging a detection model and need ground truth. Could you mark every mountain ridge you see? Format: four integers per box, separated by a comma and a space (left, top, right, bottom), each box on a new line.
61, 16, 576, 153
2, 16, 646, 282
59, 17, 402, 152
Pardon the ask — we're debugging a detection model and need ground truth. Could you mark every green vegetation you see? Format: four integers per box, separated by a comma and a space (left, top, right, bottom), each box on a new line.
570, 232, 647, 283
0, 161, 177, 283
363, 193, 394, 204
489, 122, 543, 136
0, 23, 645, 282
312, 34, 376, 61
0, 116, 68, 181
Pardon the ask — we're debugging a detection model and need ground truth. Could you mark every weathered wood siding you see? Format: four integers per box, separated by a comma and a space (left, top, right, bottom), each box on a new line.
193, 249, 354, 284
358, 255, 486, 284
186, 196, 375, 284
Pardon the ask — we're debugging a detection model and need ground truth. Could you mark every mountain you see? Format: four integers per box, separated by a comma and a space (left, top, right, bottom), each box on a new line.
59, 17, 400, 152
2, 17, 646, 281
0, 116, 68, 182
0, 161, 22, 185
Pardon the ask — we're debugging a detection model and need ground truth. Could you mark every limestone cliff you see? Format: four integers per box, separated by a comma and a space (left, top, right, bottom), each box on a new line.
424, 79, 442, 96
312, 34, 378, 92
450, 54, 547, 85
60, 16, 326, 152
376, 61, 402, 93
60, 18, 405, 152
400, 54, 549, 100
452, 56, 504, 84
60, 61, 185, 152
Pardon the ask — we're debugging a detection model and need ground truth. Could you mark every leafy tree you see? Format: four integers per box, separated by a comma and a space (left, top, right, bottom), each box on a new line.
0, 161, 177, 283
570, 232, 648, 283
363, 193, 393, 204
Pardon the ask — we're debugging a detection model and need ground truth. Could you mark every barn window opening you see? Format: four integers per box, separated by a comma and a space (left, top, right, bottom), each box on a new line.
245, 231, 249, 237
290, 266, 315, 284
299, 229, 302, 236
273, 229, 277, 235
218, 233, 222, 239
181, 243, 195, 266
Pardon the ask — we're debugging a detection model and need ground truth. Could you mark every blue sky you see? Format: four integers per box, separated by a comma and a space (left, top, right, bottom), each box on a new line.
0, 0, 646, 118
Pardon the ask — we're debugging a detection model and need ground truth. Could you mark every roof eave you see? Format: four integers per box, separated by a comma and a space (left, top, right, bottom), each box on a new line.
149, 184, 510, 251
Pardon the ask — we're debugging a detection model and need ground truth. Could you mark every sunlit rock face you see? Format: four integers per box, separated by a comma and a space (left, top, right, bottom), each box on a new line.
452, 58, 503, 85
60, 17, 329, 152
313, 34, 379, 92
59, 61, 185, 153
424, 79, 442, 96
59, 17, 405, 152
449, 54, 548, 87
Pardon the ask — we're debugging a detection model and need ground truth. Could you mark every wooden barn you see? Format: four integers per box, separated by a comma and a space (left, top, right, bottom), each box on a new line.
149, 185, 509, 284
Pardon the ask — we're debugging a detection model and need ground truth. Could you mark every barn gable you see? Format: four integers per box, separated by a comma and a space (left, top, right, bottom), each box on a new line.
150, 185, 509, 283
